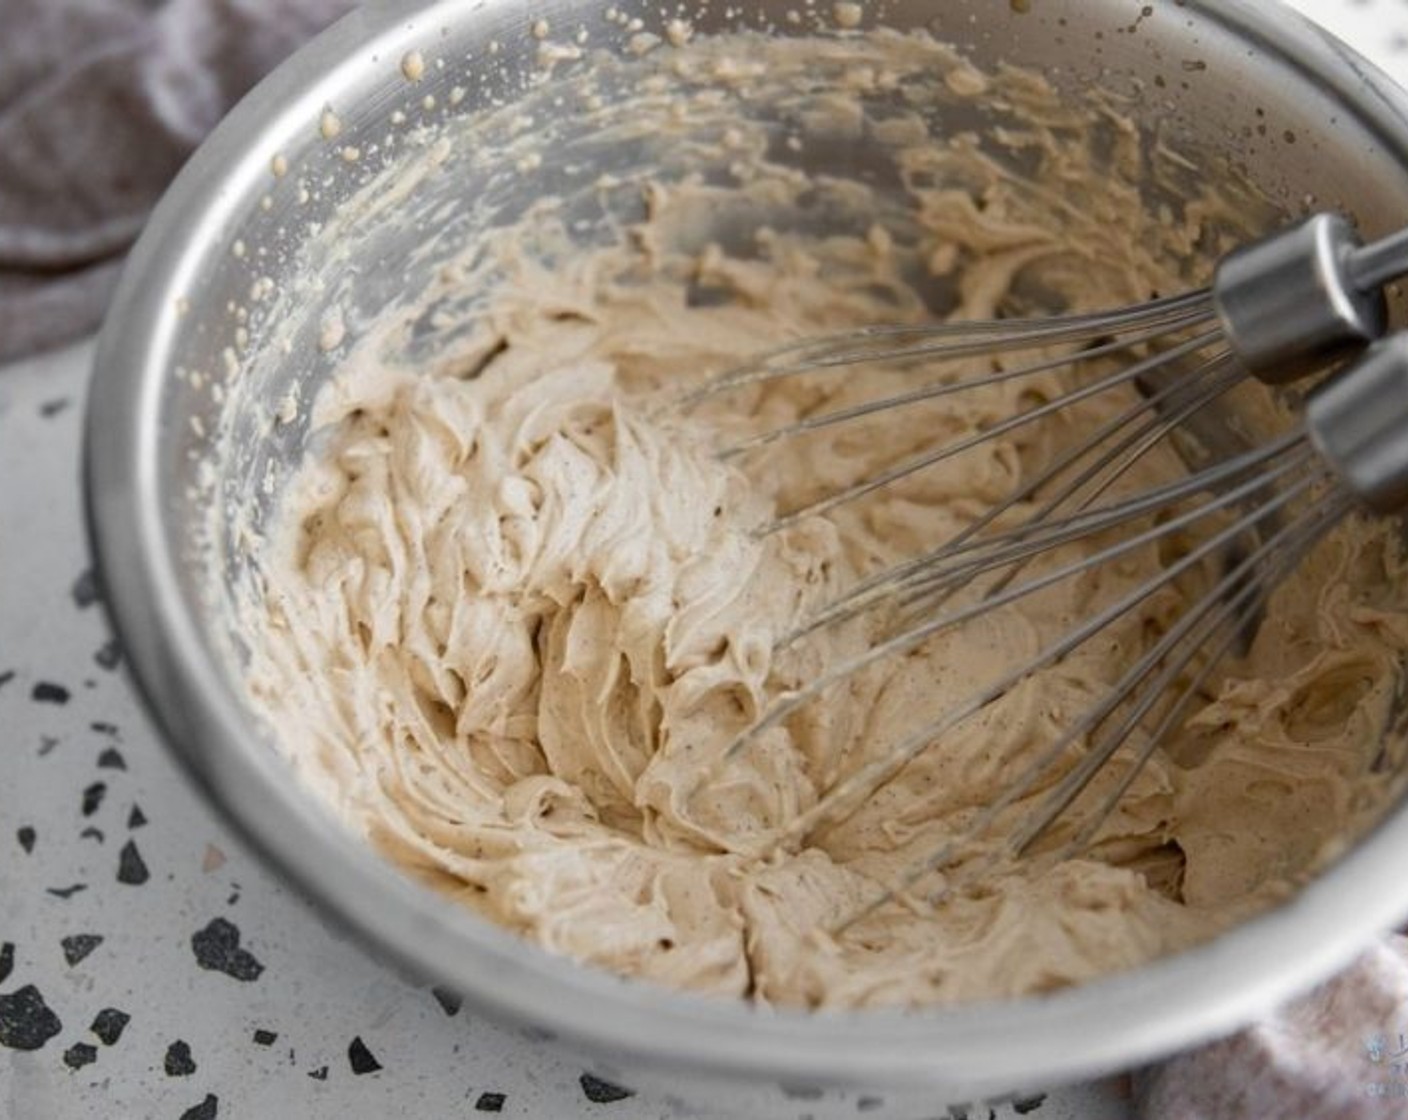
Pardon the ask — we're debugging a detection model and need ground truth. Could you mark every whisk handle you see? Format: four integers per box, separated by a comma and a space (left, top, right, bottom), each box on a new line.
1214, 213, 1386, 383
1307, 332, 1408, 515
1349, 227, 1408, 292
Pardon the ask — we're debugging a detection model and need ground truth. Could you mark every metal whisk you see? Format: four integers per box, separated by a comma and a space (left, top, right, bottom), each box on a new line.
684, 213, 1408, 926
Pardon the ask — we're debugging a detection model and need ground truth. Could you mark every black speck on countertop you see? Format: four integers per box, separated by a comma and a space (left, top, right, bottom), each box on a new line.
60, 934, 103, 967
94, 638, 122, 670
1012, 1094, 1047, 1114
190, 918, 263, 981
127, 804, 147, 829
90, 1007, 129, 1046
39, 397, 71, 418
0, 984, 63, 1051
79, 827, 104, 843
31, 681, 70, 705
16, 826, 35, 854
90, 721, 119, 737
431, 986, 462, 1016
62, 1040, 98, 1069
46, 884, 86, 900
81, 782, 106, 817
116, 839, 150, 885
70, 569, 100, 609
38, 735, 60, 756
474, 1091, 506, 1112
347, 1035, 381, 1075
308, 1065, 328, 1081
97, 747, 126, 770
178, 1093, 219, 1120
252, 1028, 278, 1046
0, 943, 12, 984
579, 1072, 635, 1103
0, 669, 14, 690
165, 1038, 197, 1076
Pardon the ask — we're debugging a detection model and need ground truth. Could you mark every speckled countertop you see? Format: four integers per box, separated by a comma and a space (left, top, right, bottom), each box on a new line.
4, 3, 1408, 1118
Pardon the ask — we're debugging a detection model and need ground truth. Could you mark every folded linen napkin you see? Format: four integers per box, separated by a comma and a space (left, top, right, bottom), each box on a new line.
0, 0, 351, 361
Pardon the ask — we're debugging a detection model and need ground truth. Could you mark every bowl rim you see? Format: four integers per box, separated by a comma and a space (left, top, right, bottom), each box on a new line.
83, 0, 1408, 1094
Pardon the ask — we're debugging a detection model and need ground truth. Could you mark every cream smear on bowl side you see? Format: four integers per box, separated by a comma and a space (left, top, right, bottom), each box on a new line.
229, 28, 1408, 1009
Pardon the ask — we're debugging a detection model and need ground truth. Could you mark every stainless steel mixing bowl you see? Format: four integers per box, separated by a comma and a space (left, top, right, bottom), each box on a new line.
84, 0, 1408, 1110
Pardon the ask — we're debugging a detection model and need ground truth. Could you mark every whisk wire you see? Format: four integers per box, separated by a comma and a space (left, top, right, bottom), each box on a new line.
1003, 480, 1345, 857
778, 351, 1245, 647
762, 329, 1223, 534
1056, 491, 1355, 860
827, 467, 1340, 932
754, 446, 1321, 859
893, 429, 1311, 613
680, 288, 1217, 407
996, 353, 1245, 535
724, 320, 1224, 458
776, 426, 1310, 686
891, 356, 1252, 628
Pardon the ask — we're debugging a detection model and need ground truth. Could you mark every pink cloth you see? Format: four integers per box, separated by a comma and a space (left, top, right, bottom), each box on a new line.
0, 0, 353, 361
1136, 936, 1408, 1120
